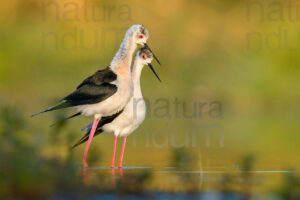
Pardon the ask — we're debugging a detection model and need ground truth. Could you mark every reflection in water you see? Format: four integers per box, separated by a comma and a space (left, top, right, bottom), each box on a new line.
82, 164, 293, 197
119, 167, 124, 177
110, 167, 124, 189
82, 166, 88, 186
153, 170, 291, 174
111, 167, 116, 188
84, 166, 126, 188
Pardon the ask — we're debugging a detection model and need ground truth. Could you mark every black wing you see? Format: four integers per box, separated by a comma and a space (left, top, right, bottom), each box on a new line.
76, 67, 117, 89
72, 109, 124, 148
63, 66, 118, 106
31, 67, 117, 117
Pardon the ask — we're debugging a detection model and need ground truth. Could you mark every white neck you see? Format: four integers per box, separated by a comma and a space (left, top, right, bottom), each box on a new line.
131, 57, 144, 98
110, 32, 137, 73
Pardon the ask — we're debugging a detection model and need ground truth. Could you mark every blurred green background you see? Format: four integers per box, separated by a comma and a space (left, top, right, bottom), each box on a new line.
0, 0, 300, 198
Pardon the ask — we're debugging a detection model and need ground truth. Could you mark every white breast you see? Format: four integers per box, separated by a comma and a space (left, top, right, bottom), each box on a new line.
102, 96, 146, 137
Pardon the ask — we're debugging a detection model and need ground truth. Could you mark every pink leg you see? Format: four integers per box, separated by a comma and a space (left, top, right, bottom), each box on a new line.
111, 136, 117, 168
118, 137, 127, 168
82, 117, 100, 168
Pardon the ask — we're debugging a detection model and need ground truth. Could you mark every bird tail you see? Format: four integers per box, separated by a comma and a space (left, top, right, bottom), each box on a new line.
31, 100, 69, 117
49, 112, 81, 127
72, 128, 103, 149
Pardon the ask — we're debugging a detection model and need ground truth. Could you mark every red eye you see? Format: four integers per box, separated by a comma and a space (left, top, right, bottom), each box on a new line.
142, 54, 146, 59
139, 34, 143, 39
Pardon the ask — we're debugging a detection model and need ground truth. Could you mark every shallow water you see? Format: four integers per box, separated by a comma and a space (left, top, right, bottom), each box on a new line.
81, 163, 295, 197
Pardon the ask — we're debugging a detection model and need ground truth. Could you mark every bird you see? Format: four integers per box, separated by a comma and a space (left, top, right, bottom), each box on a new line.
73, 47, 160, 168
31, 24, 160, 167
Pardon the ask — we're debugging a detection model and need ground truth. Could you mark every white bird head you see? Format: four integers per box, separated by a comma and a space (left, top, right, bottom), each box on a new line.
128, 24, 149, 45
127, 25, 161, 65
138, 47, 161, 82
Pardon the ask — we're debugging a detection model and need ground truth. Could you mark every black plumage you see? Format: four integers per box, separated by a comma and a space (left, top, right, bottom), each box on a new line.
31, 67, 117, 117
72, 109, 124, 148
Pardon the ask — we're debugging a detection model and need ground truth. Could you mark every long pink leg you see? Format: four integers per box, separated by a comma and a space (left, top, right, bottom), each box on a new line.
118, 137, 127, 168
82, 117, 100, 168
111, 136, 117, 168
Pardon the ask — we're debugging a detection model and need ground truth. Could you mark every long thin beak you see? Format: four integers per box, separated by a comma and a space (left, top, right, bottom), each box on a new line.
148, 63, 161, 82
144, 43, 161, 65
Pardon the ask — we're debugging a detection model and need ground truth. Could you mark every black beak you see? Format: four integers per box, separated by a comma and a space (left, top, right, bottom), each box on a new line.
148, 63, 161, 82
144, 43, 161, 65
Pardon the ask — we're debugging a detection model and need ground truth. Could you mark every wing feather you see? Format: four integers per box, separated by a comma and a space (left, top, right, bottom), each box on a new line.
31, 66, 118, 117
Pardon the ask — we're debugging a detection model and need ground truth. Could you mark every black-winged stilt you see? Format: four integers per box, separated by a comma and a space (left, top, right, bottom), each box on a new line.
31, 25, 160, 167
73, 47, 160, 168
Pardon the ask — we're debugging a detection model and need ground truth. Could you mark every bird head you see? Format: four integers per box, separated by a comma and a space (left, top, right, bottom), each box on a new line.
128, 24, 161, 65
138, 47, 161, 82
129, 24, 149, 45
